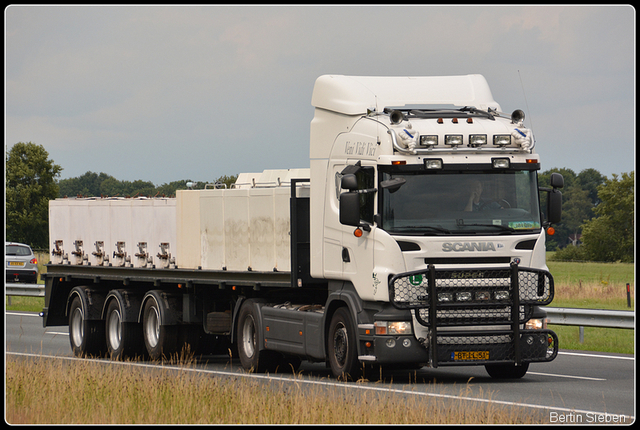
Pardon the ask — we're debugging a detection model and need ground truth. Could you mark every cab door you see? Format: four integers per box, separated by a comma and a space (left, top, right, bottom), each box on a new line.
338, 163, 376, 293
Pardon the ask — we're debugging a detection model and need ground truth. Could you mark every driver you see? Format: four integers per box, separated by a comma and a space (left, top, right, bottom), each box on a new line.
464, 180, 484, 211
464, 180, 502, 211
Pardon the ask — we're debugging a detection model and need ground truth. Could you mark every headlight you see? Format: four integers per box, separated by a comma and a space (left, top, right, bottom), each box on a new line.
525, 318, 546, 330
419, 135, 438, 147
456, 292, 473, 302
445, 134, 463, 147
469, 134, 487, 147
493, 135, 512, 147
424, 158, 443, 169
438, 292, 454, 303
475, 291, 491, 301
494, 291, 510, 301
374, 321, 412, 335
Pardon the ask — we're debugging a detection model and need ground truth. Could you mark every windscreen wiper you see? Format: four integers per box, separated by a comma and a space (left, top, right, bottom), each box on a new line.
394, 225, 451, 234
457, 222, 515, 233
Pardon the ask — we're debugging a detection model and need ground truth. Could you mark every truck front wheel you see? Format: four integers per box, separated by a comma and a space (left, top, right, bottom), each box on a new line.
485, 362, 529, 379
142, 296, 177, 360
327, 307, 361, 380
68, 296, 105, 357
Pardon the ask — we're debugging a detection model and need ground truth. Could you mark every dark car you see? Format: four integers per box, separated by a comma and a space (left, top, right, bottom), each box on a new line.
6, 242, 39, 283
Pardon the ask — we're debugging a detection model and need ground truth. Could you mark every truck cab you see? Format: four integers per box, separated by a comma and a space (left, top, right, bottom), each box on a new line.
309, 75, 562, 377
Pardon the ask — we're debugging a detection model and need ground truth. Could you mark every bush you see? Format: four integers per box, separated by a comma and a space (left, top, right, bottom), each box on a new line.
549, 244, 588, 262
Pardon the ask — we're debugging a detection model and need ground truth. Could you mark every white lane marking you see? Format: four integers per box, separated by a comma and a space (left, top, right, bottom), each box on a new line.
558, 351, 635, 361
6, 351, 635, 422
46, 332, 68, 336
528, 371, 605, 381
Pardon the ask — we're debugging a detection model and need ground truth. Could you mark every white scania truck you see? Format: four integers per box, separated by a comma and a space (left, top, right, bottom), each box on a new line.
43, 75, 564, 379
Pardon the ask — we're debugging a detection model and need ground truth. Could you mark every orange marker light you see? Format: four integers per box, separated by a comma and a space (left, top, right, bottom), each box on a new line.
546, 226, 556, 236
354, 228, 363, 238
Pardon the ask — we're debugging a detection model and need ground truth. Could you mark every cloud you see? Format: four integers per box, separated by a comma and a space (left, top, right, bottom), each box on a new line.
5, 5, 635, 183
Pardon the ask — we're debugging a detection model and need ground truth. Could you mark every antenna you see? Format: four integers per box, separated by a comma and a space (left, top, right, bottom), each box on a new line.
517, 70, 535, 147
517, 70, 533, 131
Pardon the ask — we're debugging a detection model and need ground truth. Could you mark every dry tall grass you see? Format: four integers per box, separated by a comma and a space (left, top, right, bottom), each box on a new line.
553, 280, 634, 310
6, 356, 544, 424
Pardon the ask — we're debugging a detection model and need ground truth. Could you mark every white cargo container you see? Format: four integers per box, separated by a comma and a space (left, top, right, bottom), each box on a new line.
176, 169, 309, 272
49, 197, 176, 268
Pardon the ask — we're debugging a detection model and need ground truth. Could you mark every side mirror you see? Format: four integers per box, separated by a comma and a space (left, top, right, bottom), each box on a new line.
339, 192, 361, 226
550, 172, 564, 189
341, 174, 358, 191
547, 189, 562, 224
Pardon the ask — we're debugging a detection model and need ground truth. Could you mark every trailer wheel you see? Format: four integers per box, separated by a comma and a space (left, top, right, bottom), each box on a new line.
485, 362, 529, 379
68, 296, 105, 357
105, 299, 145, 360
328, 307, 361, 380
142, 295, 177, 360
237, 300, 276, 373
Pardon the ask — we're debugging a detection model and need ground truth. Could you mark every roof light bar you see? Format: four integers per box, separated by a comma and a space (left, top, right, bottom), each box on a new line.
468, 134, 487, 148
445, 135, 463, 147
493, 135, 511, 147
419, 135, 438, 148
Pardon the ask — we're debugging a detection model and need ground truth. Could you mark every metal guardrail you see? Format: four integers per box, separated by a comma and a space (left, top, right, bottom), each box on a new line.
546, 307, 634, 330
5, 284, 634, 330
6, 283, 45, 297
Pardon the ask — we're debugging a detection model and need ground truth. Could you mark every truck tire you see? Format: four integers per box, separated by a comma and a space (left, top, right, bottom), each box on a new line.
485, 362, 529, 379
68, 296, 106, 357
327, 307, 361, 380
237, 300, 277, 373
105, 299, 145, 360
142, 295, 177, 360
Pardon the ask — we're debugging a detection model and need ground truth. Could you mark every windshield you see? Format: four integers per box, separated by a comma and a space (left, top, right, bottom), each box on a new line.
380, 169, 541, 235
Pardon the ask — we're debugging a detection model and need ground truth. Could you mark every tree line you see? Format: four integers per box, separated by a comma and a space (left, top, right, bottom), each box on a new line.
57, 171, 237, 199
5, 142, 635, 263
538, 168, 634, 263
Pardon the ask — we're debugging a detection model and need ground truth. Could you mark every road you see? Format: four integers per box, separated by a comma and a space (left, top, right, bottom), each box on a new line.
5, 311, 635, 423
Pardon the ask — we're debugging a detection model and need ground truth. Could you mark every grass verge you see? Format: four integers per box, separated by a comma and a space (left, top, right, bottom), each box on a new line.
6, 356, 544, 424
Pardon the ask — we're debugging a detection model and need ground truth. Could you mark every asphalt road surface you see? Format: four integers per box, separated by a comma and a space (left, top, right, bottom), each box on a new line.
6, 311, 635, 423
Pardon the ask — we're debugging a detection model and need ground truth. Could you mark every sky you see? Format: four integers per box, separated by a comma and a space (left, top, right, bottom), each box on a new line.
5, 5, 636, 185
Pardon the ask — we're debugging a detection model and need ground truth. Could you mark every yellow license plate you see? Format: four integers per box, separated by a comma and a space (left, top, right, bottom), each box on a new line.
452, 351, 490, 361
8, 262, 25, 266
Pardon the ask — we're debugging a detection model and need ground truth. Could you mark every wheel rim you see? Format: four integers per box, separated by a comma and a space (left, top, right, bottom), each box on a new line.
241, 315, 256, 359
145, 305, 160, 348
70, 306, 84, 347
107, 307, 122, 351
333, 323, 348, 368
